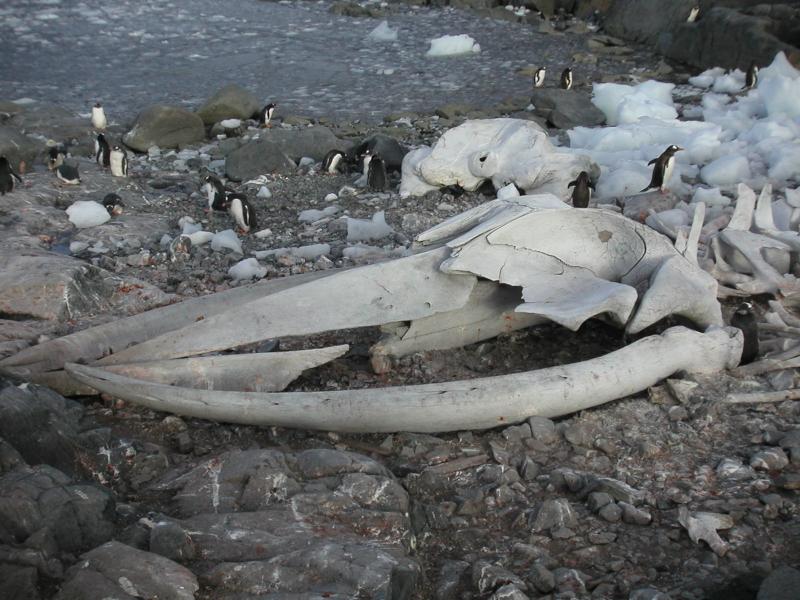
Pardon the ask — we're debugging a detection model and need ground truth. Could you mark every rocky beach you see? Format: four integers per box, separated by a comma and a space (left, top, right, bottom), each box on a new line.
1, 1, 799, 599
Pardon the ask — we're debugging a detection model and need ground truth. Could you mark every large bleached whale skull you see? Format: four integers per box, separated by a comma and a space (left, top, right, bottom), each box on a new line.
1, 195, 742, 433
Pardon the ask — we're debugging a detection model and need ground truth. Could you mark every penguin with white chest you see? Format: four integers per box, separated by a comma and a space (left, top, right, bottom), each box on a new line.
47, 146, 67, 171
55, 162, 80, 185
258, 103, 276, 128
227, 192, 257, 233
744, 61, 759, 90
533, 67, 546, 88
95, 133, 111, 168
201, 174, 228, 212
322, 149, 345, 174
560, 68, 573, 90
110, 145, 128, 177
91, 102, 107, 131
567, 171, 593, 208
641, 145, 682, 193
367, 155, 387, 192
102, 193, 124, 216
0, 156, 23, 195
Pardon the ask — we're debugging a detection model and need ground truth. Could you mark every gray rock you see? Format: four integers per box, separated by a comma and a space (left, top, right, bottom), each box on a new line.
149, 520, 196, 561
490, 583, 530, 600
778, 429, 800, 449
619, 501, 652, 525
630, 587, 672, 600
123, 105, 205, 152
196, 84, 260, 126
436, 559, 470, 600
6, 102, 96, 158
473, 561, 527, 595
519, 457, 540, 481
553, 567, 587, 596
0, 564, 40, 600
531, 89, 606, 129
348, 133, 408, 173
56, 541, 198, 600
750, 448, 789, 471
562, 421, 596, 447
599, 502, 622, 523
587, 491, 614, 512
329, 0, 386, 17
530, 498, 577, 532
254, 125, 348, 162
529, 563, 556, 593
758, 566, 800, 600
225, 139, 296, 181
527, 416, 557, 444
0, 125, 44, 171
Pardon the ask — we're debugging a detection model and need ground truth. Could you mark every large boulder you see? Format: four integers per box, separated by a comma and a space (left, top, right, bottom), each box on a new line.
196, 84, 261, 126
347, 133, 408, 173
0, 126, 45, 172
531, 89, 606, 129
123, 105, 205, 152
225, 140, 296, 181
257, 125, 349, 161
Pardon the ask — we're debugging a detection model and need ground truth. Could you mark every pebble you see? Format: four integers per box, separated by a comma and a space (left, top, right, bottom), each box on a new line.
531, 498, 577, 532
527, 416, 558, 444
529, 563, 555, 593
599, 502, 623, 523
620, 501, 652, 526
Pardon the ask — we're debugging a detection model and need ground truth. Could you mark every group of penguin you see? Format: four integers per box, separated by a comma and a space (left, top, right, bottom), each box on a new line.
202, 174, 258, 234
533, 66, 573, 90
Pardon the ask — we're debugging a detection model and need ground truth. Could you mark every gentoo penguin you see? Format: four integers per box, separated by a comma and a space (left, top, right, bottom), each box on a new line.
110, 145, 128, 177
102, 193, 124, 216
731, 302, 759, 365
567, 171, 593, 208
91, 102, 107, 130
367, 155, 387, 192
533, 67, 546, 88
95, 133, 111, 168
0, 156, 23, 195
687, 6, 699, 22
744, 61, 759, 90
227, 192, 257, 233
361, 150, 374, 176
201, 174, 228, 211
560, 68, 573, 90
322, 149, 345, 174
47, 146, 66, 171
640, 145, 682, 193
258, 103, 276, 128
55, 163, 80, 185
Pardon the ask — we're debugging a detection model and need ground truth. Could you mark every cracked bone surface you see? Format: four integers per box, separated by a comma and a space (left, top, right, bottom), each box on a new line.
399, 118, 598, 199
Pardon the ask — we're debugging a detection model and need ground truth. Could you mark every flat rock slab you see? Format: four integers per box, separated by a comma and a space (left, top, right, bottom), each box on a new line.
254, 125, 350, 161
123, 105, 205, 152
225, 139, 296, 181
56, 541, 198, 600
531, 88, 606, 129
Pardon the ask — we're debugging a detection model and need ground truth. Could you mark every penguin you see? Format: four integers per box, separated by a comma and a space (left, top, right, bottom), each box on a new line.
201, 174, 228, 211
102, 193, 124, 216
640, 145, 682, 193
560, 68, 573, 90
227, 192, 257, 233
731, 302, 759, 365
55, 163, 80, 185
47, 146, 66, 171
567, 171, 593, 208
322, 149, 345, 174
91, 102, 107, 130
258, 103, 276, 128
687, 6, 699, 22
744, 61, 759, 90
0, 156, 23, 195
109, 145, 128, 177
367, 155, 387, 192
533, 67, 546, 88
95, 133, 111, 168
361, 150, 373, 176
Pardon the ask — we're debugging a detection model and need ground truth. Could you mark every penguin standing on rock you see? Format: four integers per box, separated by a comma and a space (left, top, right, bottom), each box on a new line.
731, 302, 759, 365
95, 133, 111, 168
110, 145, 128, 177
102, 193, 124, 216
55, 163, 80, 185
322, 149, 345, 174
258, 103, 276, 128
202, 174, 228, 212
533, 67, 546, 88
91, 102, 107, 130
560, 68, 573, 90
367, 155, 387, 192
641, 145, 682, 193
0, 156, 23, 195
567, 171, 593, 208
227, 192, 257, 233
744, 61, 759, 90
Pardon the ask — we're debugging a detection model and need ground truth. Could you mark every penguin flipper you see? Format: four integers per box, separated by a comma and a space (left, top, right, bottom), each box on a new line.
647, 158, 658, 166
567, 179, 577, 188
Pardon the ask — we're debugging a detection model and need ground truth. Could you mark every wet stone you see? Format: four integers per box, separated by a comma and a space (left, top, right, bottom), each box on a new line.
473, 561, 527, 595
436, 559, 470, 600
599, 502, 623, 523
553, 567, 587, 596
520, 457, 540, 481
750, 448, 789, 471
529, 563, 556, 593
149, 520, 196, 562
630, 587, 672, 600
620, 501, 652, 526
530, 498, 577, 533
757, 566, 800, 600
0, 564, 40, 600
527, 416, 558, 444
490, 583, 531, 599
587, 492, 614, 512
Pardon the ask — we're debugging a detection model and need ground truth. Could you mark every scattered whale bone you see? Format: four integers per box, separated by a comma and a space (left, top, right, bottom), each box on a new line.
678, 506, 734, 557
65, 326, 742, 433
399, 118, 599, 200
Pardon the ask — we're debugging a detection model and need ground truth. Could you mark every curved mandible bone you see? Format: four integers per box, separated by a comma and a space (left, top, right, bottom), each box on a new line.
66, 326, 742, 434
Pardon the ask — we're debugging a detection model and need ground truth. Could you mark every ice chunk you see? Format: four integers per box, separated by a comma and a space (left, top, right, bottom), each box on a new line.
299, 157, 315, 167
646, 208, 690, 237
229, 258, 267, 281
210, 229, 243, 254
346, 211, 394, 242
187, 231, 214, 246
426, 34, 480, 57
496, 183, 520, 199
324, 193, 338, 202
257, 186, 272, 198
69, 241, 89, 254
691, 187, 730, 207
711, 71, 745, 94
689, 67, 725, 89
368, 20, 398, 43
591, 81, 675, 126
254, 228, 272, 239
595, 166, 649, 199
767, 141, 800, 180
220, 118, 242, 129
66, 200, 111, 228
759, 51, 800, 82
299, 205, 339, 223
182, 221, 202, 235
253, 244, 330, 260
700, 154, 751, 187
760, 76, 800, 118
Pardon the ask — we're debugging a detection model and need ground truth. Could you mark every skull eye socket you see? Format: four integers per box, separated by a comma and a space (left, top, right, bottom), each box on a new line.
479, 155, 487, 163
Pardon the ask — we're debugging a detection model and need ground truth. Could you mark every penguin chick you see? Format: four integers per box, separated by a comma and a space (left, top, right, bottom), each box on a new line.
95, 133, 111, 168
102, 193, 125, 216
533, 67, 546, 88
55, 163, 80, 185
201, 174, 228, 211
47, 146, 66, 171
227, 193, 257, 233
91, 102, 107, 130
322, 149, 345, 174
731, 302, 759, 365
560, 68, 573, 90
258, 103, 276, 128
0, 156, 23, 195
110, 145, 128, 177
744, 61, 759, 90
641, 145, 682, 193
567, 171, 594, 208
367, 155, 387, 192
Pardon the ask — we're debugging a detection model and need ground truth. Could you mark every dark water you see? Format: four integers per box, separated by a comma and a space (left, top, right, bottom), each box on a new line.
0, 0, 658, 122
